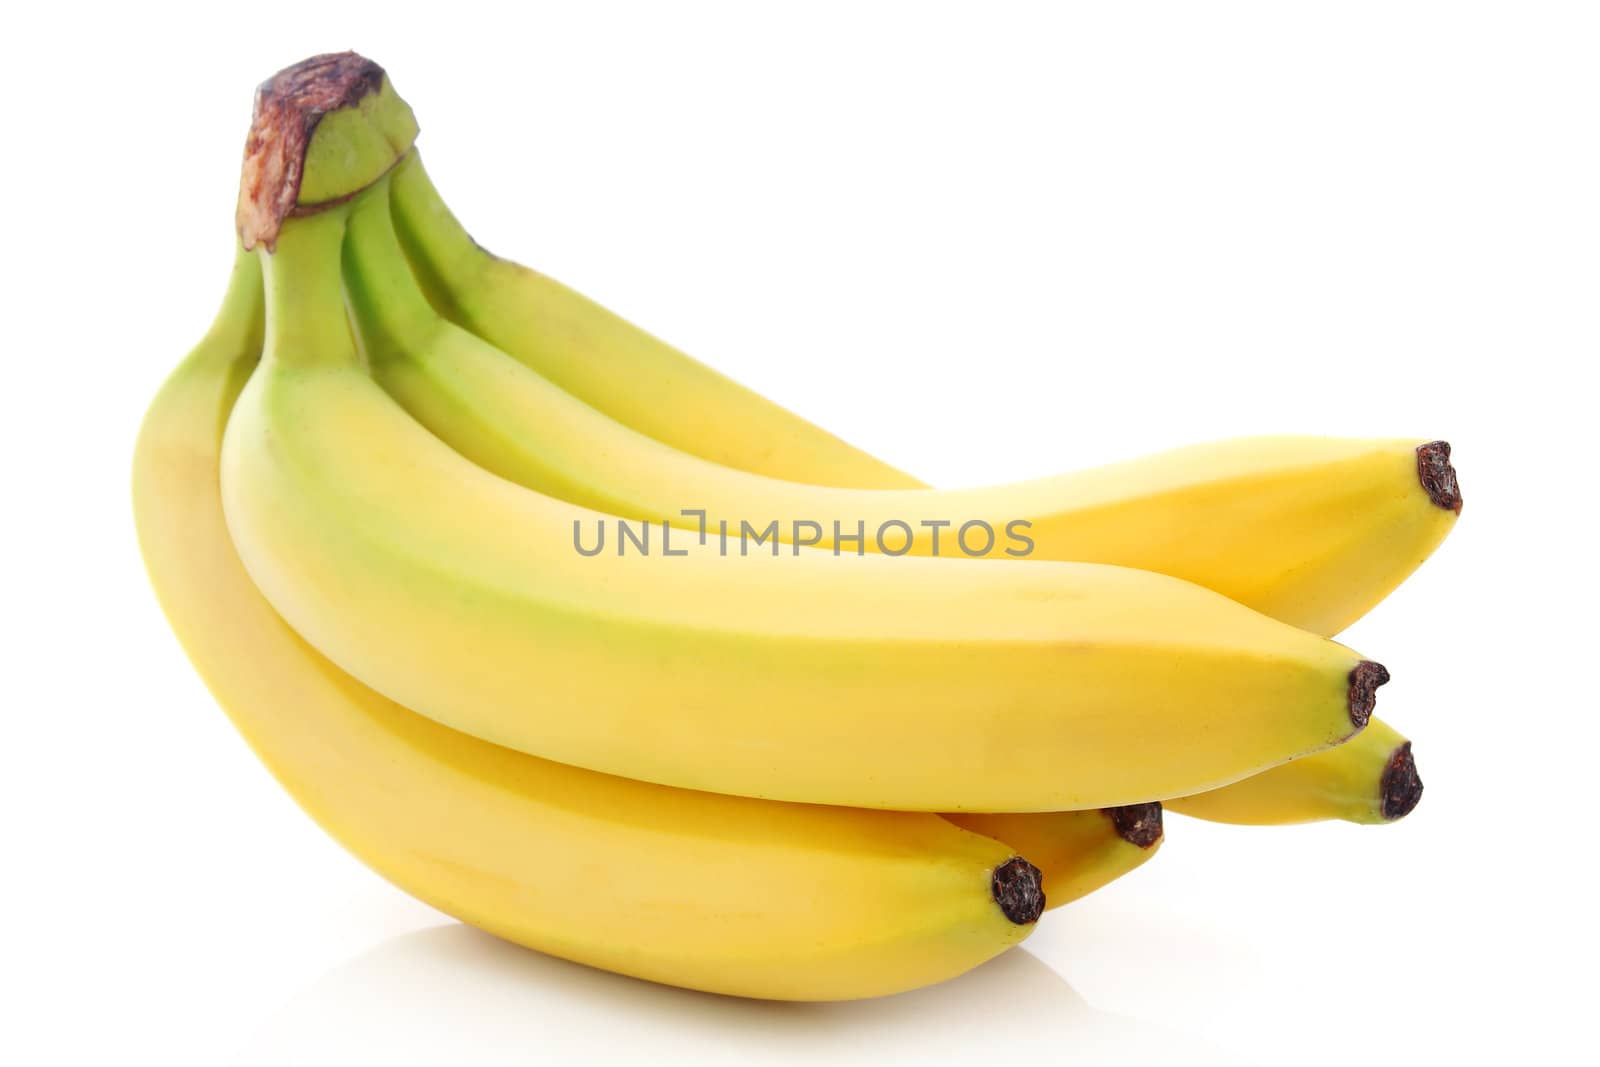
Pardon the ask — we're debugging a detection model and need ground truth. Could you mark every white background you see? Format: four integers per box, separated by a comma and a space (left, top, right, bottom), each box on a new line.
3, 2, 1596, 1063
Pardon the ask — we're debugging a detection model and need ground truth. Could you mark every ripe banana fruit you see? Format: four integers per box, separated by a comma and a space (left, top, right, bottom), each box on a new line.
1168, 719, 1421, 825
385, 152, 1459, 638
377, 160, 1448, 824
132, 244, 1047, 1002
363, 179, 1429, 828
221, 197, 1385, 813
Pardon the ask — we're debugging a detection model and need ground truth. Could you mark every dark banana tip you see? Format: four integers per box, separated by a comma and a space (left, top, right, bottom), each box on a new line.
1416, 440, 1463, 514
1380, 742, 1424, 821
991, 857, 1045, 925
1347, 661, 1391, 729
1106, 803, 1164, 849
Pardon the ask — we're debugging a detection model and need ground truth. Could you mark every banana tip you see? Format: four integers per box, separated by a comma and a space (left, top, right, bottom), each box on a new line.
1106, 802, 1164, 848
1416, 441, 1462, 514
1380, 742, 1424, 821
991, 857, 1045, 925
1347, 661, 1390, 729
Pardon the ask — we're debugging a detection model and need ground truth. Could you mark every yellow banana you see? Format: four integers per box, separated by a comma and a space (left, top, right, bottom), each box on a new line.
132, 244, 1045, 1002
948, 805, 1164, 907
378, 161, 1445, 823
386, 151, 1459, 638
1168, 719, 1421, 825
222, 193, 1384, 813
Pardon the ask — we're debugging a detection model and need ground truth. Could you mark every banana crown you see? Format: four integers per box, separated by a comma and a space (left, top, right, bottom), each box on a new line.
236, 51, 418, 252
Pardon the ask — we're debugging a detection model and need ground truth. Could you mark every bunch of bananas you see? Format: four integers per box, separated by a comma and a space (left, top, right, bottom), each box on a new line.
134, 54, 1461, 1001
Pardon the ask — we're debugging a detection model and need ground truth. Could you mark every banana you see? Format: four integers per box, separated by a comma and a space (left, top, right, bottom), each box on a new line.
132, 244, 1047, 1002
222, 191, 1384, 813
385, 151, 1459, 638
344, 220, 1425, 834
1168, 719, 1421, 825
947, 805, 1164, 907
375, 165, 1444, 824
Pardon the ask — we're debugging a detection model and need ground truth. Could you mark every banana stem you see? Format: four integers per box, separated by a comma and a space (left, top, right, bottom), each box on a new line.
387, 152, 492, 316
344, 176, 445, 358
260, 206, 360, 369
199, 244, 266, 368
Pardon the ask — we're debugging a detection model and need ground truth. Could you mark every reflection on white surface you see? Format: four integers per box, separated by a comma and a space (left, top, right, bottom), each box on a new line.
236, 923, 1248, 1066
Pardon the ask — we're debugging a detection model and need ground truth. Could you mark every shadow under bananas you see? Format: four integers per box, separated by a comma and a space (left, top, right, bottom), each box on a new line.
235, 923, 1248, 1066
